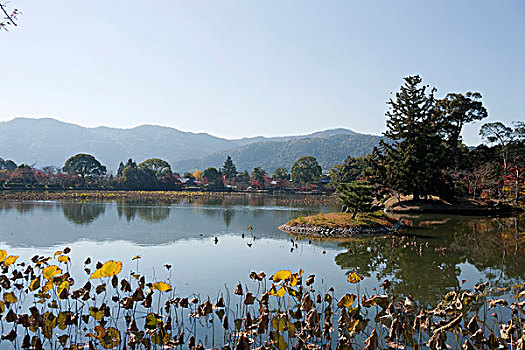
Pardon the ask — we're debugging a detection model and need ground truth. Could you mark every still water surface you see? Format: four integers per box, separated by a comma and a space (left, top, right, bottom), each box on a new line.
0, 196, 523, 306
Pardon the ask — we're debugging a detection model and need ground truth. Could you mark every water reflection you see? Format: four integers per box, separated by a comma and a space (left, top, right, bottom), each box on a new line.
335, 213, 525, 307
62, 202, 106, 225
116, 202, 170, 223
0, 197, 336, 247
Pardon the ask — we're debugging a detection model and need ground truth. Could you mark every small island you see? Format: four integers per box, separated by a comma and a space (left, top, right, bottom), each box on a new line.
279, 211, 403, 238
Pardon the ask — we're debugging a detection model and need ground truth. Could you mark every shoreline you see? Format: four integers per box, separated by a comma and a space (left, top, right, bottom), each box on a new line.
279, 211, 404, 239
278, 221, 404, 239
383, 197, 521, 216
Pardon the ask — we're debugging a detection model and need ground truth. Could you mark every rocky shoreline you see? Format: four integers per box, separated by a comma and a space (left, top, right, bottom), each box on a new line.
278, 221, 404, 239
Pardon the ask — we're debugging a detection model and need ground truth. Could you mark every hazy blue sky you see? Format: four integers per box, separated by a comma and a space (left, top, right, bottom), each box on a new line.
1, 0, 523, 144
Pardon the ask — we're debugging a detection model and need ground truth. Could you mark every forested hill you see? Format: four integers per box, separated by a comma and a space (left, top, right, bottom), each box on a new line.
173, 133, 383, 173
0, 118, 382, 172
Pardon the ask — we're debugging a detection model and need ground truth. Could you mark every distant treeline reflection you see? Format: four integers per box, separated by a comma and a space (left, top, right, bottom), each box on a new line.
0, 195, 328, 227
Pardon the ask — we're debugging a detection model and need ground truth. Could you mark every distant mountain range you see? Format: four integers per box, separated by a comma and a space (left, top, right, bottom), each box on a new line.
0, 118, 383, 173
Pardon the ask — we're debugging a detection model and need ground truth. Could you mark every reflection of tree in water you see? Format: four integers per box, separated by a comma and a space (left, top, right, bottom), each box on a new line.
62, 203, 106, 226
335, 237, 462, 307
117, 202, 136, 222
137, 206, 170, 222
450, 214, 525, 284
223, 206, 234, 227
13, 202, 37, 214
335, 214, 525, 308
116, 202, 170, 223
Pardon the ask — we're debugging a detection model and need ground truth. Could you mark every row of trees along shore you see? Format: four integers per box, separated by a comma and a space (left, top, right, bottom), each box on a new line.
337, 75, 524, 216
0, 154, 325, 192
0, 75, 523, 200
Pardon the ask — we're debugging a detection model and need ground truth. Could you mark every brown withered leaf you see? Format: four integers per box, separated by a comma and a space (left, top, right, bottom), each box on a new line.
234, 282, 243, 295
1, 329, 16, 341
305, 275, 315, 286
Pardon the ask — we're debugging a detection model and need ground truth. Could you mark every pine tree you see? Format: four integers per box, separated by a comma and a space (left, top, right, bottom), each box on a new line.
337, 181, 375, 219
221, 156, 238, 179
374, 75, 451, 199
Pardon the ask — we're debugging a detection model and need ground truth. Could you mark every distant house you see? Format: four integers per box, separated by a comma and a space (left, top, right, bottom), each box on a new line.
318, 175, 331, 187
179, 177, 197, 187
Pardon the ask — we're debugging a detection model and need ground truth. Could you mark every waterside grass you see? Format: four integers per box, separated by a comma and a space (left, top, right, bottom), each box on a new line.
286, 211, 396, 229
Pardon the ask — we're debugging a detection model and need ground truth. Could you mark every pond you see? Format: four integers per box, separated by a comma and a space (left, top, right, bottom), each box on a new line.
0, 195, 523, 348
1, 195, 523, 304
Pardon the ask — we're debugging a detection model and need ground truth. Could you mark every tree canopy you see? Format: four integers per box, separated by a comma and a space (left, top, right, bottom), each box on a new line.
436, 92, 487, 170
202, 167, 222, 188
63, 154, 106, 184
221, 156, 238, 179
272, 167, 290, 180
371, 75, 451, 199
0, 158, 17, 171
337, 181, 375, 219
291, 156, 322, 183
329, 156, 366, 185
138, 158, 172, 177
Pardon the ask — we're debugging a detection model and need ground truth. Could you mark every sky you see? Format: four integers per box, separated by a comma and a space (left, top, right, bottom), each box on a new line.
0, 0, 523, 145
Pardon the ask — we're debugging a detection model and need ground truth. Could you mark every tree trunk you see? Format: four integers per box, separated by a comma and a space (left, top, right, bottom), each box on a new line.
454, 144, 460, 171
351, 209, 358, 220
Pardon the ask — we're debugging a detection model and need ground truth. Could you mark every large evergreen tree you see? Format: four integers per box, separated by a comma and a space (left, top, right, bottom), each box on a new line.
373, 75, 450, 199
221, 156, 238, 179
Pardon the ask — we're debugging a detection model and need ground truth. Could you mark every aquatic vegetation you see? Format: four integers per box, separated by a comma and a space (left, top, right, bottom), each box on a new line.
0, 190, 338, 206
0, 249, 522, 349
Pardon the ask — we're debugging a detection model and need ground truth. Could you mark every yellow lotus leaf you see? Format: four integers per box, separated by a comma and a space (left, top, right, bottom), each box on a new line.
90, 269, 102, 279
298, 268, 304, 276
347, 271, 363, 284
3, 292, 17, 303
29, 278, 40, 291
518, 290, 525, 299
272, 270, 292, 283
89, 307, 105, 321
54, 251, 62, 258
4, 255, 18, 267
132, 256, 141, 260
271, 316, 288, 332
100, 327, 121, 349
58, 255, 70, 263
337, 293, 356, 308
43, 265, 62, 280
269, 285, 286, 297
0, 250, 6, 263
57, 281, 70, 296
0, 301, 5, 313
99, 260, 122, 277
272, 334, 288, 350
152, 282, 172, 292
